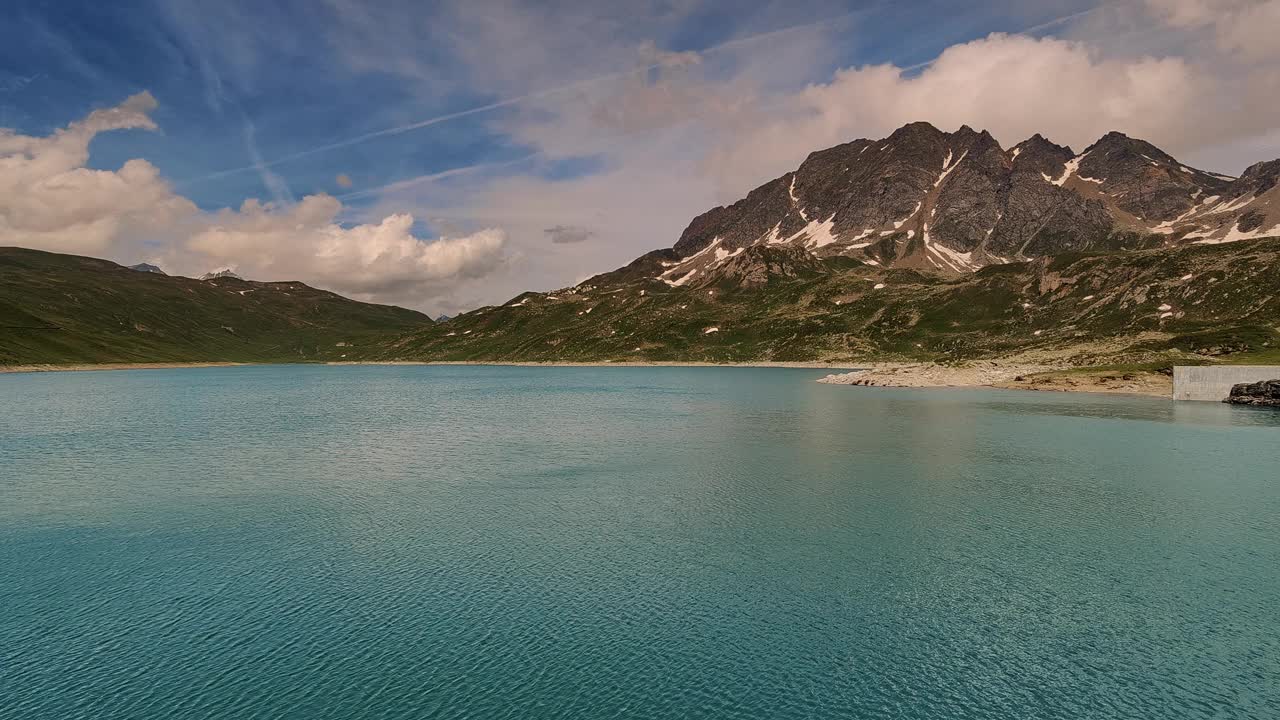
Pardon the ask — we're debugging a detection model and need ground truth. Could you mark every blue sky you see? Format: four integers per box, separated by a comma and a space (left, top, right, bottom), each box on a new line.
4, 0, 1091, 212
1, 0, 1276, 312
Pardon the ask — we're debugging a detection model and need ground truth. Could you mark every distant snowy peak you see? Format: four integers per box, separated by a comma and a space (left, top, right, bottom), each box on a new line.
199, 269, 243, 281
661, 122, 1276, 278
128, 263, 166, 275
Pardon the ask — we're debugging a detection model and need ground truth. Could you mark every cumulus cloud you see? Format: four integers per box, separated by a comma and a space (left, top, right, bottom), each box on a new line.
1145, 0, 1280, 60
0, 92, 195, 256
374, 4, 1280, 307
187, 195, 508, 300
16, 5, 1276, 314
0, 94, 507, 307
700, 33, 1219, 192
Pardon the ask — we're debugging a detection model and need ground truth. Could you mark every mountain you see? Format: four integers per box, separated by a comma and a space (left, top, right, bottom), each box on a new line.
371, 238, 1280, 366
435, 314, 453, 323
128, 263, 166, 275
0, 247, 431, 365
366, 123, 1280, 368
200, 269, 243, 281
648, 123, 1276, 283
5, 123, 1277, 371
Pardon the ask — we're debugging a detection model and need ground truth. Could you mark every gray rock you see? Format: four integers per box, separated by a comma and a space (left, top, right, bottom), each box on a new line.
1225, 379, 1280, 407
199, 269, 243, 281
657, 122, 1276, 279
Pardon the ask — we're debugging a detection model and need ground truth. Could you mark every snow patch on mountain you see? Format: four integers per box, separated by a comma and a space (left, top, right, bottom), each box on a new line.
1048, 152, 1088, 187
934, 150, 968, 188
788, 215, 840, 248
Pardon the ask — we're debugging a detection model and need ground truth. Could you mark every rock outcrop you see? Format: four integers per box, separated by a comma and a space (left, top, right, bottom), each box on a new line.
199, 269, 243, 281
1225, 380, 1280, 407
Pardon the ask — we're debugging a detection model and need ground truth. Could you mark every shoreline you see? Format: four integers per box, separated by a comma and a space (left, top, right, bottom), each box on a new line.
0, 360, 865, 375
325, 360, 867, 369
0, 359, 1173, 398
0, 361, 251, 375
816, 363, 1172, 398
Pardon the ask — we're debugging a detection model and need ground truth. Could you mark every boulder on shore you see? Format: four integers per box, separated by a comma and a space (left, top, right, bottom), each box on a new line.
1224, 379, 1280, 407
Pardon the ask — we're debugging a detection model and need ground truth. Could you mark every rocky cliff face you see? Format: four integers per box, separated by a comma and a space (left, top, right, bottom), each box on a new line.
645, 123, 1279, 289
1226, 380, 1280, 407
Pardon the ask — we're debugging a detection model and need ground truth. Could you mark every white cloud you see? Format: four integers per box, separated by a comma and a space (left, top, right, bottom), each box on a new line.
0, 94, 507, 308
380, 135, 715, 302
1145, 0, 1280, 60
9, 4, 1280, 315
0, 92, 195, 256
369, 5, 1280, 309
186, 195, 508, 301
702, 33, 1212, 190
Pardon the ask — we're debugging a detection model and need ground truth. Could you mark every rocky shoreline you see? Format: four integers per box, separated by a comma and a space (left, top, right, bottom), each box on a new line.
1, 359, 1175, 397
818, 362, 1048, 388
1225, 380, 1280, 407
818, 363, 1174, 398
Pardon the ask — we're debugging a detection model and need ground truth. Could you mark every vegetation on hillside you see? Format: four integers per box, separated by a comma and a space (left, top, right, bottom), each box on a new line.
5, 238, 1279, 371
371, 237, 1280, 368
0, 247, 430, 365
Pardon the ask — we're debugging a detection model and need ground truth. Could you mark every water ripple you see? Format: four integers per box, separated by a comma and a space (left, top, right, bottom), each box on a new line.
1, 365, 1277, 719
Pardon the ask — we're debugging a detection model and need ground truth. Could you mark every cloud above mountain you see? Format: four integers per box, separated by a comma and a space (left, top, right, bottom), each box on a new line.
368, 0, 1280, 311
700, 33, 1209, 192
0, 94, 507, 305
1145, 0, 1280, 60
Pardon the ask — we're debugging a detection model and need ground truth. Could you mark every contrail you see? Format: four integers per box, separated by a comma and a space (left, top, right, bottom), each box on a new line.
1021, 6, 1102, 35
899, 5, 1105, 73
336, 154, 538, 200
179, 3, 1105, 188
178, 10, 871, 187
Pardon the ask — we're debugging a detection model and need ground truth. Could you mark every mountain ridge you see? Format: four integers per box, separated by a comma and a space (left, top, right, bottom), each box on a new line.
372, 237, 1280, 368
0, 247, 431, 364
654, 123, 1274, 289
367, 123, 1280, 369
3, 123, 1278, 371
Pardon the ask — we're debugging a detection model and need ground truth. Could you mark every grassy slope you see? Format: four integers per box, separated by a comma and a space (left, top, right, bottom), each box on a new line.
6, 238, 1278, 370
373, 237, 1280, 368
0, 247, 431, 364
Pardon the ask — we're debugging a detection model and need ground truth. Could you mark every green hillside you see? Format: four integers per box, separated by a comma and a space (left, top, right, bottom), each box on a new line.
370, 237, 1280, 368
6, 239, 1279, 370
0, 247, 431, 365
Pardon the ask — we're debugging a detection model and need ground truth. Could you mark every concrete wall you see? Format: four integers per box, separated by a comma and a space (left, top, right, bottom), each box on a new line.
1173, 365, 1280, 401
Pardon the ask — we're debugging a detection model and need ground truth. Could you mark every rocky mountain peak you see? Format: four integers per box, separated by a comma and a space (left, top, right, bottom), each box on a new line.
1084, 131, 1176, 166
1012, 134, 1073, 161
952, 125, 997, 147
888, 121, 947, 143
1075, 132, 1232, 222
199, 269, 244, 281
1238, 159, 1280, 194
656, 122, 1278, 286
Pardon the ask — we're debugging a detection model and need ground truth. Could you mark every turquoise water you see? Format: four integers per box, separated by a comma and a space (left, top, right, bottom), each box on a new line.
2, 365, 1278, 719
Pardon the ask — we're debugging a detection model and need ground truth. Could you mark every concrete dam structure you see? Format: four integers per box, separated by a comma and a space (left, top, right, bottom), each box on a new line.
1173, 366, 1280, 401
